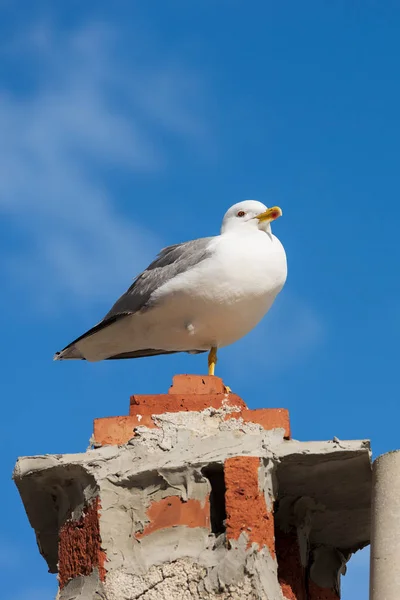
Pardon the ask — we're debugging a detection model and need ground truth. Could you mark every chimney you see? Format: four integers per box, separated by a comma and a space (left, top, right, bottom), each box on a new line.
13, 375, 371, 599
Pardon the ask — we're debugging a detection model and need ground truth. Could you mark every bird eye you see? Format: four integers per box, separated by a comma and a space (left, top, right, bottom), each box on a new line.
237, 210, 246, 217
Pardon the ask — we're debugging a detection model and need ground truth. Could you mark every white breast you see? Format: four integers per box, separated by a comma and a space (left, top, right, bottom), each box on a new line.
147, 229, 287, 350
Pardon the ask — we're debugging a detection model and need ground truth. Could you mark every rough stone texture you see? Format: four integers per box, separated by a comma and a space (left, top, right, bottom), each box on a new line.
104, 558, 258, 600
13, 375, 373, 599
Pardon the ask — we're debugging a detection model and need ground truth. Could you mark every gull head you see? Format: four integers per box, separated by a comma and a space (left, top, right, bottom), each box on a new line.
220, 200, 282, 235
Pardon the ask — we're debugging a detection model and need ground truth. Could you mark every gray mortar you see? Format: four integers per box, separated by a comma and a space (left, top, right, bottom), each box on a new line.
258, 457, 277, 512
57, 570, 106, 600
13, 406, 372, 599
309, 546, 348, 595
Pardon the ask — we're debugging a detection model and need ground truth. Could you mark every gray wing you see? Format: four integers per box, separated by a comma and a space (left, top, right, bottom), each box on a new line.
104, 236, 214, 318
54, 237, 213, 359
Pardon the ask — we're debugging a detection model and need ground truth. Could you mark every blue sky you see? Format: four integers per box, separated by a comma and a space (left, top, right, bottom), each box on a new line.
1, 1, 399, 597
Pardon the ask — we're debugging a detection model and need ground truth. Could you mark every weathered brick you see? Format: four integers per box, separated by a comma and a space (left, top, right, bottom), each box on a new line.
276, 529, 306, 600
226, 408, 291, 439
93, 415, 156, 446
130, 393, 246, 416
136, 496, 210, 538
224, 456, 275, 556
58, 497, 106, 588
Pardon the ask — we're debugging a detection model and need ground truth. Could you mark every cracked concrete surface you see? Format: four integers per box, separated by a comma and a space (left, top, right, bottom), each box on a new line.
105, 558, 257, 600
57, 544, 283, 600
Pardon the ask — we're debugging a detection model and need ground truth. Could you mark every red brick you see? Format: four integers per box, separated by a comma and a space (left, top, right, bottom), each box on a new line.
129, 393, 246, 416
169, 374, 227, 394
226, 408, 291, 439
93, 415, 156, 446
136, 496, 210, 538
58, 497, 106, 588
276, 529, 306, 600
224, 456, 275, 556
275, 529, 339, 600
95, 375, 291, 447
308, 581, 339, 600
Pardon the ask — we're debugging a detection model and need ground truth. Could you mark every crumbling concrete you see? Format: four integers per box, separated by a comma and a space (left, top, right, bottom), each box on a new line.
14, 375, 372, 599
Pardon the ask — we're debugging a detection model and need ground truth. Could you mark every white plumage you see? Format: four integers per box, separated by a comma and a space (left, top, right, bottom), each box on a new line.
55, 200, 287, 373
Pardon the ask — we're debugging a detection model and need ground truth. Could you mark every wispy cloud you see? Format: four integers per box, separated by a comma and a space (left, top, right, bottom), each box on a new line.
0, 23, 208, 312
0, 21, 324, 369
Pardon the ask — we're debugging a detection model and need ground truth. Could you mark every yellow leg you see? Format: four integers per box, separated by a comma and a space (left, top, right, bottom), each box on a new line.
208, 346, 217, 376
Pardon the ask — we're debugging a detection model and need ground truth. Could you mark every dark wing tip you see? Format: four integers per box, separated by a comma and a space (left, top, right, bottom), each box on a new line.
53, 315, 129, 362
53, 346, 85, 361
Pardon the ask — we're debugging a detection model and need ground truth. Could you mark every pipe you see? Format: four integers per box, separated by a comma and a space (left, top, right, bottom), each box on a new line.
370, 450, 400, 599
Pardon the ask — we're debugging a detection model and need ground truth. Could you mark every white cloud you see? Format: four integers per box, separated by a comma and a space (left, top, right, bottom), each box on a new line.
0, 21, 324, 370
0, 23, 208, 312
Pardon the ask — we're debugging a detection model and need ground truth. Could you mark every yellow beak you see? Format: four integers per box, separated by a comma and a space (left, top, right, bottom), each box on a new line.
256, 206, 283, 223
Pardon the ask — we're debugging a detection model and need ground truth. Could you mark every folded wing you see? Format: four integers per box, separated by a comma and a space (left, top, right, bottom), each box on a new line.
54, 237, 213, 361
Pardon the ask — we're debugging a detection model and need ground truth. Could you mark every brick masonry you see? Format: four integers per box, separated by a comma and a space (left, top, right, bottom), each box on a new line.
91, 376, 288, 584
129, 392, 246, 415
226, 408, 290, 439
276, 530, 306, 600
93, 375, 290, 446
58, 497, 106, 589
91, 376, 290, 584
224, 456, 275, 556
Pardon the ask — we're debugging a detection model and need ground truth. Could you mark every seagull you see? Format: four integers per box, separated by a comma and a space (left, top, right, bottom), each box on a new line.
54, 200, 287, 375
